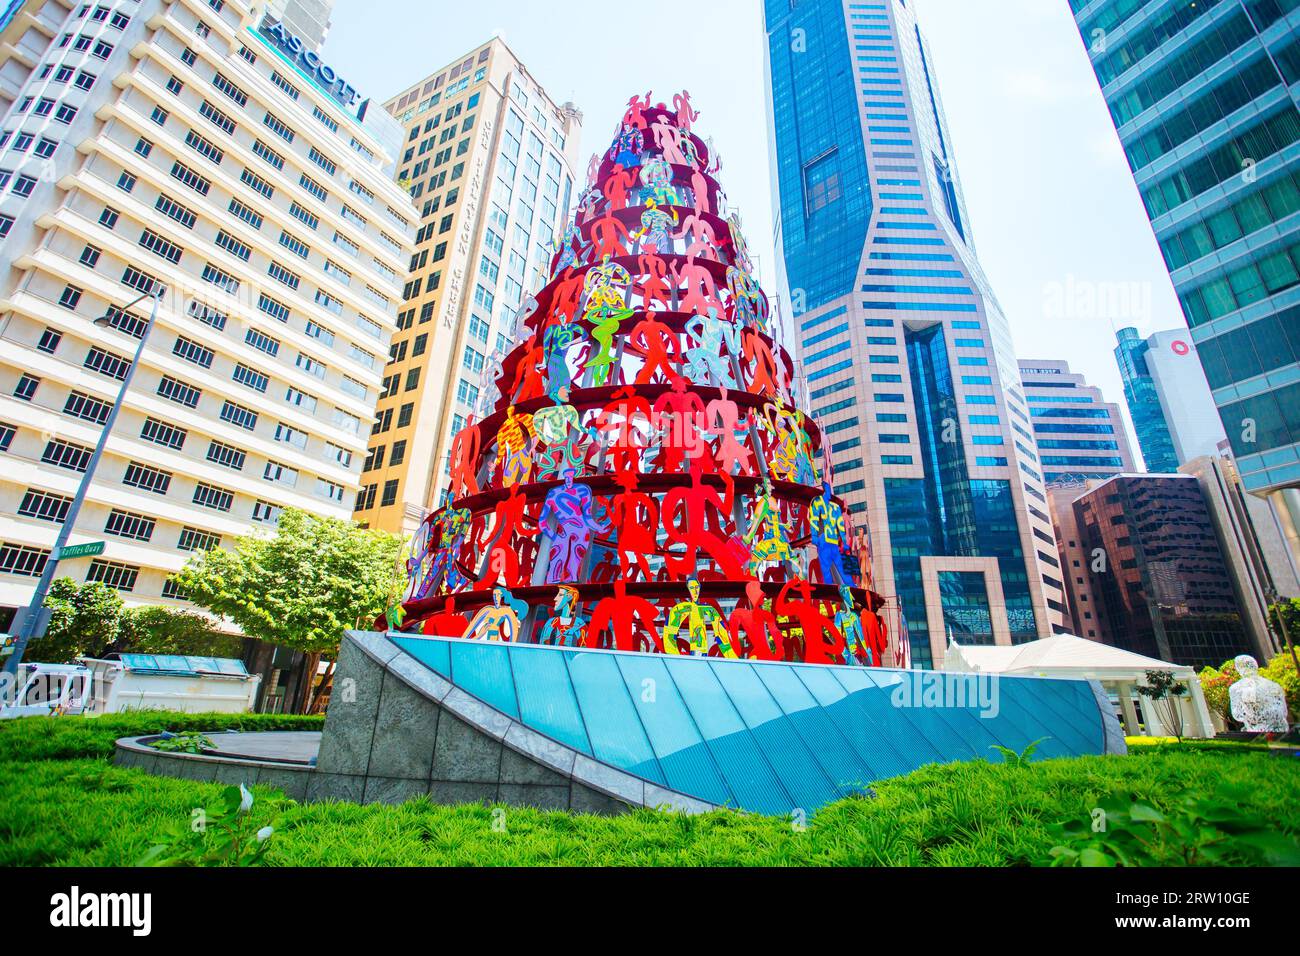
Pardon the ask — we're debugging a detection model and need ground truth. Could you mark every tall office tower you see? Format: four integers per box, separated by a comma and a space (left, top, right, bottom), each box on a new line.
1071, 474, 1251, 669
763, 0, 1061, 666
259, 0, 331, 50
1047, 482, 1106, 639
1113, 326, 1179, 472
1115, 326, 1226, 469
0, 0, 415, 629
353, 39, 583, 536
1182, 453, 1296, 659
1071, 1, 1300, 579
1018, 359, 1137, 483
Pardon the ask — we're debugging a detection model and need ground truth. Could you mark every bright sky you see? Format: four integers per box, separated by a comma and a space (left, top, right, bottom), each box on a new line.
323, 0, 1184, 452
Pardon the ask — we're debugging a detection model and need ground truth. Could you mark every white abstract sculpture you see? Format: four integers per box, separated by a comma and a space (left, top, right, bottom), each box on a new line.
1229, 655, 1289, 733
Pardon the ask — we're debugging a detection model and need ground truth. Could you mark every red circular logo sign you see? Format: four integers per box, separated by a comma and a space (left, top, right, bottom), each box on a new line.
1171, 340, 1191, 356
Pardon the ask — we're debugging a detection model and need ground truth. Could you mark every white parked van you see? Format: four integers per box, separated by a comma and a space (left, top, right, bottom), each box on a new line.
1, 654, 260, 718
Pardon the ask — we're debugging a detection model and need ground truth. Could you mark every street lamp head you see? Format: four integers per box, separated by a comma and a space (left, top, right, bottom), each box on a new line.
92, 285, 164, 328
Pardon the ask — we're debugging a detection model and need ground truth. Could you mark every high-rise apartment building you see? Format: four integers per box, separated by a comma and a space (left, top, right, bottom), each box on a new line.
1071, 0, 1300, 582
1018, 359, 1137, 484
353, 38, 582, 536
0, 1, 75, 114
260, 0, 331, 50
763, 0, 1062, 665
1070, 473, 1251, 669
1115, 325, 1226, 470
0, 0, 414, 627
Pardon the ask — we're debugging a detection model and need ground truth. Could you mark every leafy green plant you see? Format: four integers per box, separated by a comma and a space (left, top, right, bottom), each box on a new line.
137, 784, 277, 867
1137, 670, 1189, 741
147, 732, 214, 755
989, 737, 1047, 768
1046, 783, 1300, 867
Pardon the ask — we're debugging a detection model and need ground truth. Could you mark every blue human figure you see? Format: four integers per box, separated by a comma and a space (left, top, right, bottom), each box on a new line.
539, 469, 609, 584
609, 125, 643, 169
810, 481, 847, 586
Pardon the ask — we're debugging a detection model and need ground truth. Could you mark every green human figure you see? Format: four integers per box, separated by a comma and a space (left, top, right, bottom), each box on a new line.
582, 254, 634, 387
743, 475, 792, 576
662, 576, 737, 658
833, 585, 866, 666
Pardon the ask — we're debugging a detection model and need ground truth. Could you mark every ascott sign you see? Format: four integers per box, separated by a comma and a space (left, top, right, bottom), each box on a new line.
258, 17, 358, 108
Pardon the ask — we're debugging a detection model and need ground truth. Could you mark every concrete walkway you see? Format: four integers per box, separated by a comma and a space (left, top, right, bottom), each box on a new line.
204, 731, 321, 764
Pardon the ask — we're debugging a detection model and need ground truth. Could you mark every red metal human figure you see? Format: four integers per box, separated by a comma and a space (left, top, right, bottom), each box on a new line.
627, 311, 680, 385
478, 484, 537, 588
608, 471, 659, 583
550, 269, 585, 325
728, 580, 784, 661
448, 419, 481, 499
509, 331, 547, 404
651, 374, 707, 474
651, 118, 690, 166
742, 327, 783, 398
690, 167, 711, 216
674, 212, 719, 260
588, 579, 661, 652
673, 258, 722, 316
421, 596, 470, 638
673, 90, 699, 133
589, 211, 631, 260
595, 385, 653, 484
775, 578, 845, 665
603, 164, 638, 213
705, 391, 753, 476
661, 461, 748, 581
623, 91, 652, 130
635, 252, 674, 312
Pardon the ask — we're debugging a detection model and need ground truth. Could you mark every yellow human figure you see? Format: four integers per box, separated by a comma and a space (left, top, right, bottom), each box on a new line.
496, 405, 536, 488
661, 577, 737, 657
744, 475, 792, 574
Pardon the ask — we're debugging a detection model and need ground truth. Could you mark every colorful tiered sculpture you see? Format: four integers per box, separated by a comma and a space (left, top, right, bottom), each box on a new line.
397, 93, 891, 666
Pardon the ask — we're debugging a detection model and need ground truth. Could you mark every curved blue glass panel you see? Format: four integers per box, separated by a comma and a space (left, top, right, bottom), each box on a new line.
707, 659, 841, 813
565, 651, 665, 786
754, 663, 871, 796
614, 655, 733, 806
448, 640, 518, 719
791, 665, 915, 781
382, 634, 1113, 816
508, 643, 592, 755
395, 635, 451, 679
666, 657, 795, 815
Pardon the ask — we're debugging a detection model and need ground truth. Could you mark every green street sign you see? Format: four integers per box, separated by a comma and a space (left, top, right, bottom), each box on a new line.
57, 541, 105, 560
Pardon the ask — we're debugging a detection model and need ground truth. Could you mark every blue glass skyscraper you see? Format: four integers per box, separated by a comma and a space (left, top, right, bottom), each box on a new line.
1114, 327, 1181, 473
1070, 0, 1300, 576
763, 0, 1063, 666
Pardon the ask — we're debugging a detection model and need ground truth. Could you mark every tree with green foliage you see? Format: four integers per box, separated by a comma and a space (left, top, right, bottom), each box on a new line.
117, 607, 241, 658
1266, 597, 1300, 671
171, 508, 405, 713
29, 578, 243, 664
29, 578, 125, 663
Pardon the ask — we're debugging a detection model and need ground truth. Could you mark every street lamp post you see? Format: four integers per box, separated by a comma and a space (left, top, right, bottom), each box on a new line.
2, 286, 165, 683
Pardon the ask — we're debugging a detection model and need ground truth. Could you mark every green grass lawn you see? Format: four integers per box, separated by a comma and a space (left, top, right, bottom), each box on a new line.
2, 714, 1298, 866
